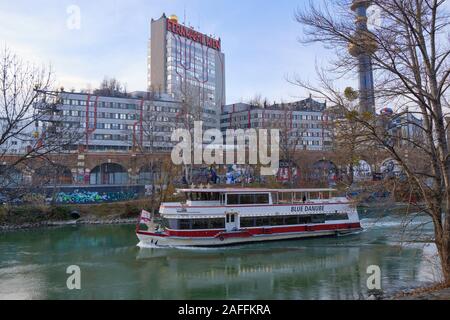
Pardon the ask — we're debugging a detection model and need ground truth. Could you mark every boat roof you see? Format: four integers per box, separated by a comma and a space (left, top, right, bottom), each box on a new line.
176, 188, 336, 193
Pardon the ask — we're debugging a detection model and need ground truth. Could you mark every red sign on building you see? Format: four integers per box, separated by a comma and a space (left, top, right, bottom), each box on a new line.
167, 19, 221, 51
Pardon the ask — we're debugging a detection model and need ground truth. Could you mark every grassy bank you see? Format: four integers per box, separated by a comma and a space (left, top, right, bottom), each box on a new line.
0, 199, 152, 229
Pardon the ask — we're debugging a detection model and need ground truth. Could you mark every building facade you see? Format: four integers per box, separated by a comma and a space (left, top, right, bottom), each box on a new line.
0, 118, 39, 155
148, 14, 226, 129
38, 90, 182, 153
220, 98, 332, 151
380, 108, 424, 148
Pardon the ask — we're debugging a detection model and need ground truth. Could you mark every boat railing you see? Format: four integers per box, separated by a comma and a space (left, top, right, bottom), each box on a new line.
186, 200, 222, 207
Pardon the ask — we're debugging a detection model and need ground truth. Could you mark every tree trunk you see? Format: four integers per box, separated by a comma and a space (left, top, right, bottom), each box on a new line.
437, 233, 450, 284
443, 206, 450, 284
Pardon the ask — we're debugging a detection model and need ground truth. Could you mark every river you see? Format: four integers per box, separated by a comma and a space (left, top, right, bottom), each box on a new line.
0, 212, 442, 300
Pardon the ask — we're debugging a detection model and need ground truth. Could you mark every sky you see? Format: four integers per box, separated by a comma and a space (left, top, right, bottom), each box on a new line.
0, 0, 354, 104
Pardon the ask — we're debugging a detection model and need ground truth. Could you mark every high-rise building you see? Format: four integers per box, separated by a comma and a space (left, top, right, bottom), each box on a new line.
148, 14, 226, 129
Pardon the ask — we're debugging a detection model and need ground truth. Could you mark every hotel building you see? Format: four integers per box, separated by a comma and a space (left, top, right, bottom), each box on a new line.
148, 14, 226, 129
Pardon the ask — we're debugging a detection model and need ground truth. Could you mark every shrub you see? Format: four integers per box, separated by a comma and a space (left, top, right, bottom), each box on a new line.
0, 206, 7, 224
48, 206, 72, 221
7, 206, 47, 224
121, 203, 141, 219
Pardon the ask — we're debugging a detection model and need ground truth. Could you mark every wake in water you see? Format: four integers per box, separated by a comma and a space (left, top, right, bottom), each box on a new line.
137, 242, 161, 249
137, 241, 238, 251
361, 217, 431, 230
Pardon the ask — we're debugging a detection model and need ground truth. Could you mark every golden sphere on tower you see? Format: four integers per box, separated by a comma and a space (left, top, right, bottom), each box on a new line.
169, 15, 179, 23
348, 30, 378, 56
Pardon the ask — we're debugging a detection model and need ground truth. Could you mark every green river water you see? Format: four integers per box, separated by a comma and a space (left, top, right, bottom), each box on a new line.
0, 213, 442, 300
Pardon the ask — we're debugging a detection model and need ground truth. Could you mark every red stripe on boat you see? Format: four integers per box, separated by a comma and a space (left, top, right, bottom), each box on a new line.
137, 223, 361, 238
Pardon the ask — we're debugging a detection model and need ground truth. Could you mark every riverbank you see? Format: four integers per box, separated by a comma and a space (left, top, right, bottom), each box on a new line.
0, 218, 139, 232
0, 199, 150, 232
392, 283, 450, 300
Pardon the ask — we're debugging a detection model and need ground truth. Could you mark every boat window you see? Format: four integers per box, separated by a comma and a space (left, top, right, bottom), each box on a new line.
210, 193, 220, 201
256, 194, 270, 204
164, 219, 179, 230
227, 194, 239, 205
304, 193, 310, 201
241, 215, 329, 228
227, 194, 269, 205
255, 217, 271, 227
179, 219, 192, 230
285, 216, 299, 225
298, 216, 313, 224
326, 213, 349, 221
278, 192, 292, 203
310, 192, 320, 200
293, 193, 303, 204
209, 219, 226, 229
322, 192, 331, 200
192, 219, 209, 230
271, 193, 279, 204
240, 194, 255, 205
270, 217, 285, 226
166, 218, 226, 230
230, 214, 236, 223
241, 217, 256, 228
311, 214, 326, 224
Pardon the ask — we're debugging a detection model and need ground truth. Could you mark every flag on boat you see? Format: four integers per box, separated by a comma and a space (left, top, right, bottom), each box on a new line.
139, 210, 152, 224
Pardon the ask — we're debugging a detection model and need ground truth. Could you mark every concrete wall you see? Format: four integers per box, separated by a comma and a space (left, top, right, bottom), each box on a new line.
149, 17, 167, 92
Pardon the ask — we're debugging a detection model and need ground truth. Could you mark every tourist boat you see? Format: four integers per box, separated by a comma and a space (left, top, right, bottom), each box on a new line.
136, 188, 362, 248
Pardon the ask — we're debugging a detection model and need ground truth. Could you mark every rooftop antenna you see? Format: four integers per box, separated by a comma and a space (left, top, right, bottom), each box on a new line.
183, 5, 186, 25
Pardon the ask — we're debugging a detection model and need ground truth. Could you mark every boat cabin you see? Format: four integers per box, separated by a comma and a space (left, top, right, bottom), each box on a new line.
138, 188, 360, 246
178, 188, 338, 207
151, 188, 352, 233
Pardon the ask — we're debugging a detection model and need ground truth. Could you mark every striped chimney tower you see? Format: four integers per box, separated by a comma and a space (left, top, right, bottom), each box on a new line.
349, 0, 376, 114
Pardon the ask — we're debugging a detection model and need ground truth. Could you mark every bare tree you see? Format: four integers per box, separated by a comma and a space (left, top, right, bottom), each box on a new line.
0, 48, 51, 164
94, 77, 128, 97
247, 94, 270, 108
325, 93, 370, 185
0, 47, 83, 202
261, 102, 307, 186
176, 81, 207, 185
295, 0, 450, 283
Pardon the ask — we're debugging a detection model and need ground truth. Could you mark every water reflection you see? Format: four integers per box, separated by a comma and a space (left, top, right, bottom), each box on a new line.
134, 236, 426, 299
0, 215, 440, 300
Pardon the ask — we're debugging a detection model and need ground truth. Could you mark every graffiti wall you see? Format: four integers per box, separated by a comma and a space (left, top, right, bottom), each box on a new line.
55, 190, 138, 204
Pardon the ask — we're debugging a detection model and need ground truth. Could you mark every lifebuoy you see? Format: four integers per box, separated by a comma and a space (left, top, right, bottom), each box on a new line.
219, 236, 225, 242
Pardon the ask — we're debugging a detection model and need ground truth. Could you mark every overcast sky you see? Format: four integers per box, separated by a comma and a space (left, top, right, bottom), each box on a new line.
0, 0, 357, 104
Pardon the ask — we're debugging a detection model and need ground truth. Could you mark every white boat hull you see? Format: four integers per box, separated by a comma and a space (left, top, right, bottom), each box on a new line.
137, 228, 362, 248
